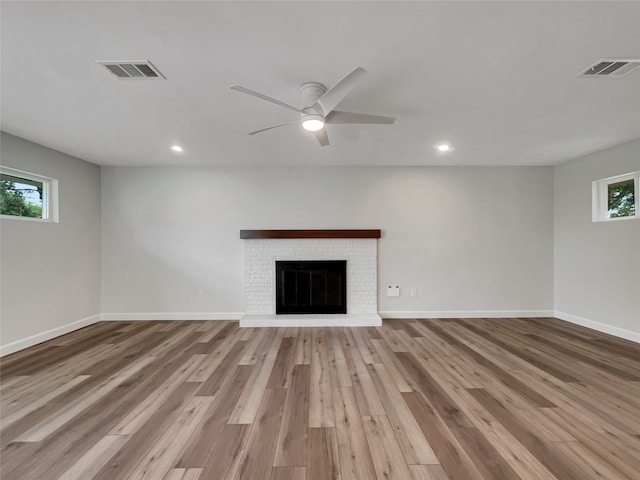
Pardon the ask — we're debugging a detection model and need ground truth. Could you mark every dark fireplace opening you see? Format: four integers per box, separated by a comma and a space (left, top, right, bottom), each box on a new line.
276, 260, 347, 314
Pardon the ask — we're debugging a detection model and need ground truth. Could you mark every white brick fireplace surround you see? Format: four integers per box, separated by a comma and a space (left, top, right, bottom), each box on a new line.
240, 230, 382, 327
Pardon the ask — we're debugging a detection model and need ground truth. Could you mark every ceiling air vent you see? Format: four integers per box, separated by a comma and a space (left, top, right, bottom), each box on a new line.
97, 61, 165, 80
578, 59, 640, 78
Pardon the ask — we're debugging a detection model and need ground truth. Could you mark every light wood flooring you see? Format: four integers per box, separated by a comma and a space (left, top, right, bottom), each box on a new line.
1, 318, 639, 480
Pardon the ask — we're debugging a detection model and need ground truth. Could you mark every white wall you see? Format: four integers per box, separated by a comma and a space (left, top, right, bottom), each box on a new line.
101, 166, 554, 318
554, 139, 640, 341
0, 132, 101, 354
5, 133, 638, 351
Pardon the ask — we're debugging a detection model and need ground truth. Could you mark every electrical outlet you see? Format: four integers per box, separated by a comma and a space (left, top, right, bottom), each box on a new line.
387, 285, 400, 297
196, 289, 204, 299
411, 289, 417, 298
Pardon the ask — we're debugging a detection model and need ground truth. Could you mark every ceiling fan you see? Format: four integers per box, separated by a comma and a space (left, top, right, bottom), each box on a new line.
231, 67, 395, 147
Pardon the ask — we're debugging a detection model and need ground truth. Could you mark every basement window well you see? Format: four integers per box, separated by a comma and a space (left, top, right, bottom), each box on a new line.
0, 167, 58, 222
592, 171, 639, 222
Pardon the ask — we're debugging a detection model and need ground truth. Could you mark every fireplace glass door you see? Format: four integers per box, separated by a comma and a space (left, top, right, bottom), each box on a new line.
275, 260, 347, 314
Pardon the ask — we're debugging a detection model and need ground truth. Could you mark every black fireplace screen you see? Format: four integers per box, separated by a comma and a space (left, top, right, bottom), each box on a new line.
275, 260, 347, 314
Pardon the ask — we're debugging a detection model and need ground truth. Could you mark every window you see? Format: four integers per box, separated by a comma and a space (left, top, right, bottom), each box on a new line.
592, 171, 640, 222
0, 167, 58, 222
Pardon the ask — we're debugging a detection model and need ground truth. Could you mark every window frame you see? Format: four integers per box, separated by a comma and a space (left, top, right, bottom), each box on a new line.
0, 166, 59, 223
592, 171, 640, 222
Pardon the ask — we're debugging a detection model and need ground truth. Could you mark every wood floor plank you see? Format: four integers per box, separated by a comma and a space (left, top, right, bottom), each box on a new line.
503, 359, 640, 437
307, 427, 341, 480
56, 434, 130, 480
111, 353, 206, 435
350, 327, 382, 363
423, 353, 486, 389
268, 336, 296, 389
309, 328, 336, 427
2, 318, 638, 480
239, 326, 258, 341
16, 355, 157, 442
177, 365, 254, 467
423, 322, 556, 408
91, 382, 201, 480
452, 360, 576, 443
332, 387, 378, 480
270, 466, 306, 480
427, 365, 561, 479
459, 320, 582, 383
1, 324, 129, 378
195, 320, 227, 342
195, 339, 247, 397
469, 388, 594, 480
367, 362, 438, 465
402, 392, 486, 480
460, 322, 640, 403
527, 332, 640, 380
388, 320, 423, 338
294, 327, 312, 365
0, 441, 40, 478
1, 346, 107, 412
327, 329, 352, 387
369, 338, 415, 392
1, 374, 90, 431
362, 415, 414, 480
341, 332, 385, 417
127, 396, 213, 480
0, 375, 29, 393
239, 327, 274, 365
200, 423, 250, 480
539, 406, 640, 479
162, 468, 203, 480
395, 351, 475, 430
229, 329, 283, 424
274, 365, 310, 467
187, 326, 243, 382
409, 464, 449, 480
551, 440, 637, 480
378, 324, 410, 353
236, 388, 287, 480
3, 326, 203, 479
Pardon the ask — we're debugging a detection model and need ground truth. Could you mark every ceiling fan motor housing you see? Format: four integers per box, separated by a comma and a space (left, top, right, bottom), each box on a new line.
300, 82, 326, 130
300, 82, 326, 112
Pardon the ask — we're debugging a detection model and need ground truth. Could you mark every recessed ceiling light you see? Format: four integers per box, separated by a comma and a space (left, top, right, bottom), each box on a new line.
435, 144, 452, 152
171, 145, 183, 153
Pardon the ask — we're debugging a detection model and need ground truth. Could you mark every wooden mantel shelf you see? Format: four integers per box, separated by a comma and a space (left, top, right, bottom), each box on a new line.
240, 229, 381, 239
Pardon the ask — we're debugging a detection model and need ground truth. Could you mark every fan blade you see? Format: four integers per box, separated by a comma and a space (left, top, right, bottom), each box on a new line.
326, 110, 396, 125
248, 122, 298, 136
231, 85, 302, 113
314, 128, 330, 147
312, 67, 367, 116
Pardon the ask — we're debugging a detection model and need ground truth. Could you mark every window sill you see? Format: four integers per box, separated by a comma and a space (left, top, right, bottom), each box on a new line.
593, 215, 639, 223
0, 214, 56, 223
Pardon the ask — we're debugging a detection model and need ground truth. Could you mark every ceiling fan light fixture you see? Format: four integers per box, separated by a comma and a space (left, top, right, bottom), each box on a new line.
302, 114, 325, 132
231, 67, 395, 146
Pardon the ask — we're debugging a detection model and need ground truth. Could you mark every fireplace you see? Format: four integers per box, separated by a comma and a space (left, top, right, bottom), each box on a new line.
276, 260, 347, 314
240, 230, 381, 327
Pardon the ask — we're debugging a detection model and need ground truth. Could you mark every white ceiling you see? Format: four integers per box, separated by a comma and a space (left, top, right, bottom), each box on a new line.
1, 1, 639, 167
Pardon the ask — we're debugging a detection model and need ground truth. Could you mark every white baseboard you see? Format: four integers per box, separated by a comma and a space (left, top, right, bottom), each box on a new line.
240, 313, 382, 327
554, 311, 640, 343
0, 314, 101, 357
379, 310, 555, 319
100, 312, 243, 321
